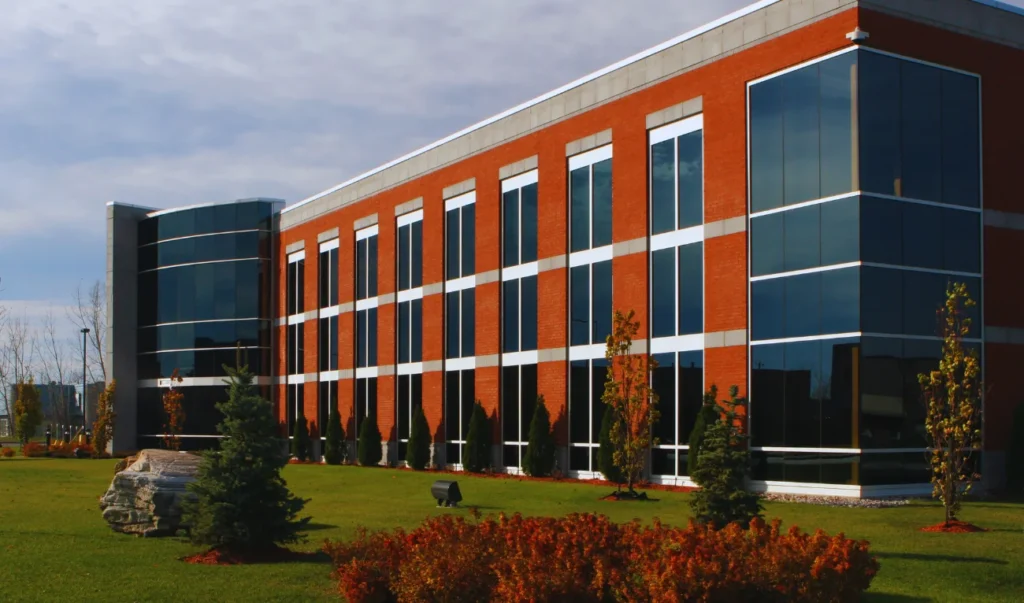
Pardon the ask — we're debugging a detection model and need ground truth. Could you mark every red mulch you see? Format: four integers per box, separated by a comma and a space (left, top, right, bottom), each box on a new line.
919, 520, 988, 533
182, 545, 320, 565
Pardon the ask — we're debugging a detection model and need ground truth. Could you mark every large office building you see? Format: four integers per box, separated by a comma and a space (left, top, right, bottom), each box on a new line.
107, 0, 1024, 496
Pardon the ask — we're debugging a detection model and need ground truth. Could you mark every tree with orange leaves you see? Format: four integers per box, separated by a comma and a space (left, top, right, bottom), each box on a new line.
162, 369, 185, 450
601, 309, 658, 495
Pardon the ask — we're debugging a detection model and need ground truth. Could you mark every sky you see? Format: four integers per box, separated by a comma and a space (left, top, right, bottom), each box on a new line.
0, 0, 1021, 337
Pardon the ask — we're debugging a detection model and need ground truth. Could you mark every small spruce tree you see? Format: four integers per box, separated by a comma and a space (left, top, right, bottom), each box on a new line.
406, 404, 431, 470
522, 395, 556, 477
291, 411, 311, 462
357, 413, 383, 466
687, 385, 722, 476
323, 401, 346, 465
598, 405, 624, 486
689, 385, 763, 528
183, 364, 309, 549
463, 401, 491, 473
1007, 403, 1024, 497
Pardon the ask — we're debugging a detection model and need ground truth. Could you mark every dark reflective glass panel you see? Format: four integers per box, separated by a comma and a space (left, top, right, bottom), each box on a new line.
751, 279, 784, 341
750, 75, 785, 211
502, 366, 519, 442
592, 261, 613, 344
821, 268, 859, 334
751, 213, 784, 277
570, 167, 590, 252
412, 298, 422, 363
860, 196, 902, 266
942, 208, 980, 274
461, 289, 475, 358
592, 159, 613, 248
521, 276, 537, 351
503, 280, 519, 353
651, 248, 675, 338
446, 208, 460, 280
651, 139, 675, 234
570, 265, 589, 346
569, 360, 589, 443
398, 224, 410, 291
503, 189, 519, 268
461, 203, 475, 277
784, 341, 821, 448
901, 203, 943, 270
521, 183, 538, 264
783, 64, 821, 205
820, 196, 859, 266
678, 130, 703, 228
941, 71, 980, 207
783, 204, 820, 272
679, 243, 702, 335
819, 52, 856, 197
412, 220, 422, 288
751, 343, 785, 447
446, 292, 459, 359
652, 353, 675, 444
860, 51, 902, 197
784, 273, 820, 338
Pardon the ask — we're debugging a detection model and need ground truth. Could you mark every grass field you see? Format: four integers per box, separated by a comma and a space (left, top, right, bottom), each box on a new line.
1, 458, 1022, 602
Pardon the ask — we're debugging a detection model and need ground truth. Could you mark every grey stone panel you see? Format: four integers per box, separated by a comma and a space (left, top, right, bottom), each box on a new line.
565, 129, 613, 157
646, 96, 704, 130
984, 209, 1024, 231
985, 325, 1024, 345
339, 301, 355, 314
705, 216, 747, 238
538, 348, 568, 362
705, 329, 748, 348
354, 213, 378, 230
317, 228, 340, 243
285, 240, 305, 254
378, 365, 396, 377
538, 255, 568, 272
395, 197, 423, 216
304, 372, 319, 383
475, 269, 501, 286
339, 369, 355, 379
443, 178, 476, 200
613, 237, 648, 257
378, 293, 396, 305
476, 354, 501, 368
423, 360, 444, 373
498, 155, 539, 180
303, 310, 318, 321
423, 282, 445, 296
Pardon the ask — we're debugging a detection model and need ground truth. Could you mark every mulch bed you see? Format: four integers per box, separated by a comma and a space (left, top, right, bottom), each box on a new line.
182, 545, 322, 565
919, 520, 988, 533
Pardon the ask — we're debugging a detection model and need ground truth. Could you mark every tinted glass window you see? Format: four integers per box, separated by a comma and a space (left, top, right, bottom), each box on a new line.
570, 265, 590, 346
398, 301, 410, 363
367, 307, 377, 365
821, 338, 857, 448
784, 272, 821, 338
412, 220, 422, 288
521, 275, 538, 351
679, 243, 702, 335
860, 51, 902, 197
783, 64, 821, 205
651, 139, 675, 234
941, 71, 980, 207
592, 159, 613, 247
942, 208, 981, 273
678, 130, 703, 228
901, 203, 942, 270
503, 279, 519, 353
784, 204, 820, 272
356, 239, 367, 299
820, 197, 859, 266
652, 353, 675, 444
502, 366, 520, 442
751, 213, 784, 277
819, 52, 856, 197
503, 189, 519, 268
569, 360, 589, 443
461, 289, 475, 358
521, 183, 538, 264
592, 260, 613, 344
901, 61, 943, 201
860, 197, 903, 265
651, 248, 675, 338
446, 208, 459, 280
784, 340, 821, 448
461, 204, 475, 276
446, 292, 459, 359
751, 279, 785, 341
821, 268, 859, 334
570, 167, 590, 252
398, 224, 411, 291
861, 266, 903, 334
678, 350, 704, 446
750, 75, 784, 211
751, 343, 785, 446
903, 271, 946, 337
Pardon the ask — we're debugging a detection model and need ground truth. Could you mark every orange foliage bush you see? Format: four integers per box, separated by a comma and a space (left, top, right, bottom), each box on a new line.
1, 447, 15, 458
324, 513, 878, 603
48, 441, 96, 458
21, 442, 47, 457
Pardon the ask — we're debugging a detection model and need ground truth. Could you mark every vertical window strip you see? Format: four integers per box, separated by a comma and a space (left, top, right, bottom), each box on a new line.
396, 213, 424, 456
444, 193, 476, 468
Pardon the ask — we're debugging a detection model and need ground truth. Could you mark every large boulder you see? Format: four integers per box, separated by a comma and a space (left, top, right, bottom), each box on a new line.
99, 449, 202, 537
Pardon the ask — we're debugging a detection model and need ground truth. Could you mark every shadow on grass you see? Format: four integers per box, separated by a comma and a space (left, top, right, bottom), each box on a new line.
304, 523, 338, 532
863, 593, 932, 603
876, 551, 1008, 565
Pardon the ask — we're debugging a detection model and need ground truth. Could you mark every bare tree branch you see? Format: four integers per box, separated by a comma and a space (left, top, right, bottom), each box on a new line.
0, 313, 37, 433
39, 310, 75, 428
68, 280, 107, 384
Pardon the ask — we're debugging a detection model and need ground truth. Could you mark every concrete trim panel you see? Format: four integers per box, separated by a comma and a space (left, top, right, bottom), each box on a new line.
395, 197, 424, 216
538, 255, 568, 272
646, 96, 704, 130
475, 269, 501, 286
986, 326, 1024, 345
566, 129, 613, 157
984, 209, 1024, 231
285, 240, 305, 254
498, 155, 539, 180
705, 329, 749, 348
423, 282, 445, 296
354, 213, 378, 230
443, 178, 476, 200
705, 216, 748, 238
538, 347, 568, 363
317, 228, 340, 243
612, 236, 648, 257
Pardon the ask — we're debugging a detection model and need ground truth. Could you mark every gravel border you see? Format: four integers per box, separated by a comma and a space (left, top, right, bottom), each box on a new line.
762, 493, 911, 508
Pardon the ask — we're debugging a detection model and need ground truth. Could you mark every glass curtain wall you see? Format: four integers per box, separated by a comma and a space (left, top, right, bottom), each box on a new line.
396, 210, 424, 460
318, 238, 340, 456
354, 226, 379, 439
444, 191, 476, 466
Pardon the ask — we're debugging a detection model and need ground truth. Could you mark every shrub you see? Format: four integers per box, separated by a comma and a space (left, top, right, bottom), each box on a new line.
1, 447, 15, 458
522, 395, 556, 477
92, 380, 117, 457
324, 513, 879, 603
405, 404, 431, 471
323, 401, 346, 465
1006, 403, 1024, 496
687, 385, 721, 476
21, 442, 46, 457
291, 412, 311, 462
598, 405, 624, 485
690, 385, 763, 528
183, 364, 309, 549
357, 413, 383, 467
463, 401, 491, 473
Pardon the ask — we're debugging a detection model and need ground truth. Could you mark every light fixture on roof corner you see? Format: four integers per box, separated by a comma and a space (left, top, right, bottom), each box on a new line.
846, 27, 870, 43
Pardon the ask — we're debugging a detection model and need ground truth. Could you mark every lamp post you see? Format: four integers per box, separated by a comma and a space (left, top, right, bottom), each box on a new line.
81, 328, 90, 431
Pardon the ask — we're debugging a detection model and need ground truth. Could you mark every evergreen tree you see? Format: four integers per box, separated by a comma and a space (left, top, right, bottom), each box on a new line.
357, 412, 383, 466
522, 395, 556, 477
463, 401, 491, 473
406, 404, 431, 470
323, 401, 346, 465
183, 365, 309, 549
687, 385, 721, 476
689, 385, 762, 528
291, 412, 311, 462
13, 378, 43, 447
598, 405, 624, 486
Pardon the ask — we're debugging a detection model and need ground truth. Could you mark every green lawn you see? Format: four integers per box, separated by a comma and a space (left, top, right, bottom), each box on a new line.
0, 458, 1021, 602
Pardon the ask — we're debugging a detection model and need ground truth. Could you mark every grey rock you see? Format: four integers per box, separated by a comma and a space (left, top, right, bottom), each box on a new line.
98, 449, 202, 537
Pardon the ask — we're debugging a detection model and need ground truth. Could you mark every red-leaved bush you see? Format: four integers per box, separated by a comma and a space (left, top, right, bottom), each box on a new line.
1, 447, 15, 458
21, 442, 47, 457
324, 513, 879, 603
